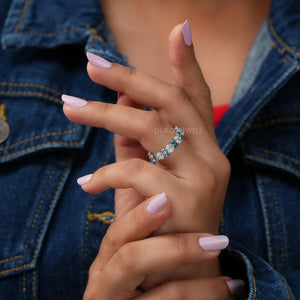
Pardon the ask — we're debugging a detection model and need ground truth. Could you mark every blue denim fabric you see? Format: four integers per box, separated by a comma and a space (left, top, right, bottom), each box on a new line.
0, 0, 299, 299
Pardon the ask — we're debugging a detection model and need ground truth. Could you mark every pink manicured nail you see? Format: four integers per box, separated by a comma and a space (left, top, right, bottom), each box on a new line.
182, 20, 192, 46
61, 94, 88, 108
226, 279, 245, 295
87, 52, 112, 69
77, 174, 93, 186
147, 193, 167, 214
199, 235, 229, 251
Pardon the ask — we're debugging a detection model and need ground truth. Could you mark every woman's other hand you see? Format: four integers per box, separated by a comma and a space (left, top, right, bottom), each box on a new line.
83, 193, 242, 300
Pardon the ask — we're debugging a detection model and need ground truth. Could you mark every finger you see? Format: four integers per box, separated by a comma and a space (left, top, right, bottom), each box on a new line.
63, 95, 214, 168
62, 97, 179, 158
87, 51, 178, 111
76, 158, 202, 198
93, 193, 171, 269
86, 52, 206, 134
77, 157, 228, 234
136, 277, 239, 300
84, 194, 171, 300
115, 94, 146, 162
100, 234, 229, 295
169, 21, 215, 137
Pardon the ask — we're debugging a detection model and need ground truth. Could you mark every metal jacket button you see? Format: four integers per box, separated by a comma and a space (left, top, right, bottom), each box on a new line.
0, 104, 10, 144
0, 119, 10, 144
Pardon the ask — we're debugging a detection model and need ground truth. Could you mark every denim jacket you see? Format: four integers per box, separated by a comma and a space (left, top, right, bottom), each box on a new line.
0, 0, 299, 299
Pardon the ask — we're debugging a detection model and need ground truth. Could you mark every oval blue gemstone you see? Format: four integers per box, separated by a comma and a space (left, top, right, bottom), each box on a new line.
162, 149, 169, 157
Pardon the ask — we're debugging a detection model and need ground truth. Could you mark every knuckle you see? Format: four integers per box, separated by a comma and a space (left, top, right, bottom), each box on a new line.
113, 243, 136, 272
162, 86, 186, 109
101, 223, 119, 249
213, 152, 231, 184
172, 86, 187, 103
121, 67, 137, 94
140, 112, 161, 139
88, 262, 97, 278
220, 155, 231, 181
98, 102, 111, 114
173, 234, 190, 259
126, 158, 147, 176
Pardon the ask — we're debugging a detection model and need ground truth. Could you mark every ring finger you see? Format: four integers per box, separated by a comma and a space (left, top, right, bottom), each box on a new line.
62, 96, 211, 169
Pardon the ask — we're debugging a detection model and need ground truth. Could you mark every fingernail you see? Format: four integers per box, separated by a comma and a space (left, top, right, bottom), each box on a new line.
61, 94, 88, 108
182, 20, 192, 46
87, 52, 112, 69
199, 235, 229, 251
77, 174, 93, 186
226, 279, 245, 295
147, 193, 167, 214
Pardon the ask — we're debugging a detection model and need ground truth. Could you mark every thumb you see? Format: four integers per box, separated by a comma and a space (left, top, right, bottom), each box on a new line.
169, 21, 215, 135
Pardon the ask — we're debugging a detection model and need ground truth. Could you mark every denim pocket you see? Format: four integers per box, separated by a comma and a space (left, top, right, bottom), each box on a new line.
0, 89, 89, 278
240, 113, 300, 180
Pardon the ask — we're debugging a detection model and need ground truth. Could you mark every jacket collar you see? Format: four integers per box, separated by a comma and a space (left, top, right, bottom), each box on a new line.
216, 0, 300, 154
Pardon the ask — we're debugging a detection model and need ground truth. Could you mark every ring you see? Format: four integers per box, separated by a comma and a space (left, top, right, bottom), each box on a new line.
147, 127, 184, 164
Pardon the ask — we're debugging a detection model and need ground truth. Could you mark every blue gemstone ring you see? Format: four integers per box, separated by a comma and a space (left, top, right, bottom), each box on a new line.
147, 127, 184, 164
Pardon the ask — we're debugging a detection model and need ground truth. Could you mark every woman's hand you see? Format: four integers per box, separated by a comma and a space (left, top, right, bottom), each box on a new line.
83, 193, 240, 300
62, 21, 231, 288
63, 21, 230, 235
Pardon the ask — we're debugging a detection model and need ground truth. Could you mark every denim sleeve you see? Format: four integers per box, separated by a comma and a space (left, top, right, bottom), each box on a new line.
220, 241, 297, 300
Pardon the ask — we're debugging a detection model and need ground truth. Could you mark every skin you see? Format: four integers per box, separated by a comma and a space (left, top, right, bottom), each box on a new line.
64, 23, 230, 295
63, 0, 270, 297
100, 0, 271, 106
82, 195, 234, 300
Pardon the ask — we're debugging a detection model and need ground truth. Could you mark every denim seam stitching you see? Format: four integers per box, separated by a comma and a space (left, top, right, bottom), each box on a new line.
14, 0, 31, 33
248, 155, 300, 176
258, 175, 275, 267
86, 21, 105, 45
84, 195, 94, 275
279, 274, 293, 300
252, 117, 300, 128
12, 0, 83, 37
0, 162, 57, 264
258, 148, 300, 166
270, 178, 286, 273
0, 158, 71, 276
22, 272, 27, 300
0, 140, 81, 160
280, 275, 294, 300
0, 82, 61, 95
84, 137, 114, 273
249, 258, 257, 300
268, 17, 300, 61
32, 270, 37, 299
255, 109, 300, 120
0, 124, 77, 151
87, 35, 96, 50
17, 26, 80, 37
0, 91, 62, 104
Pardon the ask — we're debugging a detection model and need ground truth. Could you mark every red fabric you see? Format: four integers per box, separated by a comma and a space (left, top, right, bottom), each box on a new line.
213, 104, 230, 127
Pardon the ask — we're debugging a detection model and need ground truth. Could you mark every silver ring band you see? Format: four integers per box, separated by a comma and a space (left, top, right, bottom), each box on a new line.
147, 127, 184, 164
